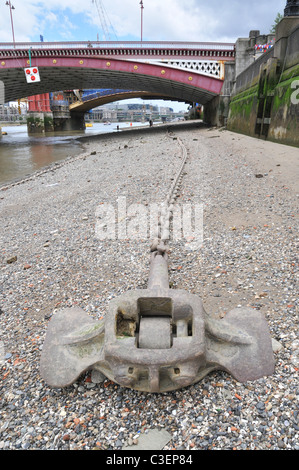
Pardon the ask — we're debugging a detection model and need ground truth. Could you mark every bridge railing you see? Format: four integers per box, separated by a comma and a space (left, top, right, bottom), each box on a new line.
0, 41, 235, 51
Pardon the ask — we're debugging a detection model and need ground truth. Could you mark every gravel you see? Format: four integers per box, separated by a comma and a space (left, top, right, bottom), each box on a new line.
0, 122, 298, 450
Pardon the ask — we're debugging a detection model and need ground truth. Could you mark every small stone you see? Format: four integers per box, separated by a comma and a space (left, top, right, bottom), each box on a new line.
7, 256, 17, 264
91, 370, 106, 384
256, 401, 265, 410
272, 338, 283, 353
115, 439, 123, 448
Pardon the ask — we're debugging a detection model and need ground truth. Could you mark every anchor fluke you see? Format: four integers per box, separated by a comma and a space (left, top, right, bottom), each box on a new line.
40, 254, 275, 392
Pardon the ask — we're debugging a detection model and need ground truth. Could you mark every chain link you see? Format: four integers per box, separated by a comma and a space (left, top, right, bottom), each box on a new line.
150, 131, 188, 255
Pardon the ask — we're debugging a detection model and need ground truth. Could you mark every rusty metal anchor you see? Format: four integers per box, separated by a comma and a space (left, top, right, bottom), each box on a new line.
40, 249, 275, 392
40, 134, 275, 392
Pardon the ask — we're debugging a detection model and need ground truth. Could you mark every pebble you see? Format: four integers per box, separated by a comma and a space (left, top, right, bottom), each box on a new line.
0, 123, 298, 450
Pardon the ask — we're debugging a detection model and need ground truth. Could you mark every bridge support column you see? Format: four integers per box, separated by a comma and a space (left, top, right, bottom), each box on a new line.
27, 111, 54, 135
53, 112, 85, 132
27, 112, 46, 134
204, 61, 235, 127
204, 94, 234, 127
203, 96, 222, 126
44, 112, 54, 133
27, 93, 54, 135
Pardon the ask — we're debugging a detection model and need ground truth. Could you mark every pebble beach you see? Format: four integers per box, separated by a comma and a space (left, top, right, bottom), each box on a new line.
0, 121, 298, 451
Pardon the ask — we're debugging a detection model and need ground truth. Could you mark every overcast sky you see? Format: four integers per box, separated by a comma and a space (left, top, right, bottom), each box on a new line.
0, 0, 287, 111
0, 0, 286, 43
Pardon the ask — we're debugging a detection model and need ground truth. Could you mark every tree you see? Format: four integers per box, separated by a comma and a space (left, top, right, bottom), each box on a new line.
270, 12, 283, 33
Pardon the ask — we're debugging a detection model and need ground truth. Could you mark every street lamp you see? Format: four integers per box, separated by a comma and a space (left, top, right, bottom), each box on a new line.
140, 0, 144, 42
5, 1, 16, 47
284, 0, 299, 16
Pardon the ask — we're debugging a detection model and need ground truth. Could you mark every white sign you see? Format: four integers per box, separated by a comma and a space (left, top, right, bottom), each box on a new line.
24, 66, 41, 83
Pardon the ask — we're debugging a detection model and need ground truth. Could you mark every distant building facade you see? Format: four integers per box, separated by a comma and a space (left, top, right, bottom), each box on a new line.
0, 101, 28, 122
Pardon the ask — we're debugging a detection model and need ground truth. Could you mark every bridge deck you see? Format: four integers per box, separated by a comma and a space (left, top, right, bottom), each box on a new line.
0, 41, 231, 104
0, 41, 235, 61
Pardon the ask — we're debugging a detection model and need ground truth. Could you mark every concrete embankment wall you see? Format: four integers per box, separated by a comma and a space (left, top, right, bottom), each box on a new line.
227, 19, 299, 147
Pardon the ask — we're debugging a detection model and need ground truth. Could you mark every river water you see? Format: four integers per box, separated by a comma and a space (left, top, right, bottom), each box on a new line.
0, 122, 148, 186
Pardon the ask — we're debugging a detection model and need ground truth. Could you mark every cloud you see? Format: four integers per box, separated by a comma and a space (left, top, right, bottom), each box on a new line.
99, 0, 286, 42
45, 12, 58, 24
0, 0, 286, 43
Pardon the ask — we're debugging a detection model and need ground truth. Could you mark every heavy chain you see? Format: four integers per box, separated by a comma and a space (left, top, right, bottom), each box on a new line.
150, 131, 188, 255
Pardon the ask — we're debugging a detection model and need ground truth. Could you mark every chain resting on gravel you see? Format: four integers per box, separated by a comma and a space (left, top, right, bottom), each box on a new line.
150, 131, 188, 255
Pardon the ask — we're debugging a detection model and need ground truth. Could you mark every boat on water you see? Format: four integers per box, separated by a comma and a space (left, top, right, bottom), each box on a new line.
85, 123, 93, 127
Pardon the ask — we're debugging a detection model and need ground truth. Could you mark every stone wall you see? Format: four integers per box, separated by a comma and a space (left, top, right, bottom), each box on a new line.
203, 29, 275, 128
268, 62, 299, 146
227, 18, 299, 147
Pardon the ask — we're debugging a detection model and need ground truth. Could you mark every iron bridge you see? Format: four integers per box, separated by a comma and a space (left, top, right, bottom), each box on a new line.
0, 41, 236, 106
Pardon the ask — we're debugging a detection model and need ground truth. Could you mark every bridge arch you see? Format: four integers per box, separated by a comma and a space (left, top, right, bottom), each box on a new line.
0, 56, 224, 105
69, 90, 191, 113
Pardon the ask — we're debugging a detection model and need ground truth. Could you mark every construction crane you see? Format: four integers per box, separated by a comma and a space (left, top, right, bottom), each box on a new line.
92, 0, 118, 42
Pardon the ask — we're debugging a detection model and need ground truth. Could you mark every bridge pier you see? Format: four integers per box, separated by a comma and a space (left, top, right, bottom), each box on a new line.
26, 91, 86, 134
27, 112, 85, 134
27, 111, 45, 134
53, 112, 85, 132
204, 62, 235, 127
27, 93, 54, 135
27, 111, 54, 135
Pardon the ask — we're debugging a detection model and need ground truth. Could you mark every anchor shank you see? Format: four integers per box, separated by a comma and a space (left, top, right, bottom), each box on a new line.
148, 252, 169, 290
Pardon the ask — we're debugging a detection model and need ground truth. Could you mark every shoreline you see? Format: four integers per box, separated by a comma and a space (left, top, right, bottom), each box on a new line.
1, 119, 298, 191
0, 120, 202, 191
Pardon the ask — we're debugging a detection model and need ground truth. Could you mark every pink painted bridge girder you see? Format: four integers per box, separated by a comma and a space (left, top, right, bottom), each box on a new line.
0, 55, 224, 105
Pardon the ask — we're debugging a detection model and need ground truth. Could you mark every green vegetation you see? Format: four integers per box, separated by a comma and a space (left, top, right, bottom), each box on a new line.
229, 85, 258, 119
279, 63, 299, 83
270, 12, 283, 33
272, 74, 299, 112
